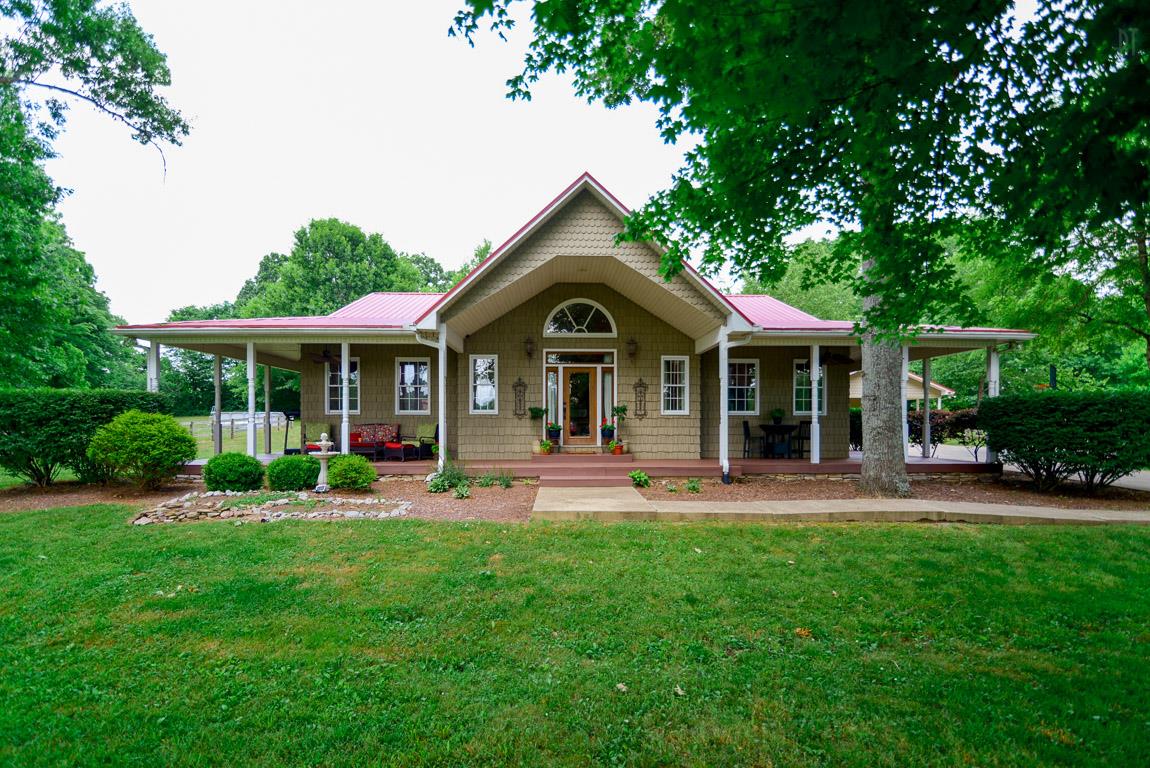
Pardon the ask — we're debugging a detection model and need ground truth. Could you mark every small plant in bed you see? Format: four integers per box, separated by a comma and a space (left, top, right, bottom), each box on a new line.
496, 469, 514, 489
628, 469, 651, 488
685, 477, 702, 494
475, 472, 496, 488
201, 452, 265, 492
427, 458, 468, 493
266, 455, 321, 491
327, 455, 376, 490
453, 481, 471, 499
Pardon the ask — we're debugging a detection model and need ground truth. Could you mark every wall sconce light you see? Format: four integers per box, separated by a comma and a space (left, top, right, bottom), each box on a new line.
625, 337, 638, 360
523, 336, 536, 359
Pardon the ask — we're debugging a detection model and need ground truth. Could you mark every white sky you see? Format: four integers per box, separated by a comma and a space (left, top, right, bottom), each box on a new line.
44, 1, 697, 324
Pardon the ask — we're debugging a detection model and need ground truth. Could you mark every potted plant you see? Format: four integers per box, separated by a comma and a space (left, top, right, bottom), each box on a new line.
608, 439, 625, 456
545, 421, 562, 441
600, 417, 616, 440
770, 407, 785, 425
528, 406, 547, 421
539, 438, 553, 455
611, 404, 627, 441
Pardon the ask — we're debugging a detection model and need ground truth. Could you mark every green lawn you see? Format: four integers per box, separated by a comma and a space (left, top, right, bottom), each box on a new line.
176, 415, 292, 459
1, 508, 1148, 766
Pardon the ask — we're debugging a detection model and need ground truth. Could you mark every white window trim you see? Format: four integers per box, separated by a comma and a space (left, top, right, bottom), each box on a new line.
792, 358, 828, 416
324, 357, 361, 416
728, 358, 760, 416
660, 355, 690, 415
542, 298, 618, 338
469, 354, 499, 415
395, 357, 432, 416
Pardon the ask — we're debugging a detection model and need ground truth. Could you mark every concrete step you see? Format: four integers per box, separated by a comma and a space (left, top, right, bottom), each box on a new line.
539, 474, 634, 487
532, 453, 634, 463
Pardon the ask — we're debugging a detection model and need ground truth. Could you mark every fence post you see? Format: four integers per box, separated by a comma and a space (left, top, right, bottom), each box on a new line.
230, 419, 234, 438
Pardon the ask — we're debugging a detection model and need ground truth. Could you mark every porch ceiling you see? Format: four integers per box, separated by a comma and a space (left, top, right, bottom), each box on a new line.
444, 255, 725, 339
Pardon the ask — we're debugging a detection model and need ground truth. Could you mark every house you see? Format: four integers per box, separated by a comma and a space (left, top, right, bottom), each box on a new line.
116, 173, 1032, 481
849, 370, 955, 410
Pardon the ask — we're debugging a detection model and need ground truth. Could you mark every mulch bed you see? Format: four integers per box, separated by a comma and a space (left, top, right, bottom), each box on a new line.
0, 479, 202, 513
639, 473, 1150, 512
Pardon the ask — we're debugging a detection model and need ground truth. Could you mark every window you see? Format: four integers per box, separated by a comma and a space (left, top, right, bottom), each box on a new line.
793, 359, 827, 415
469, 355, 498, 414
543, 299, 616, 337
727, 359, 759, 415
396, 358, 430, 415
325, 358, 360, 415
661, 356, 689, 415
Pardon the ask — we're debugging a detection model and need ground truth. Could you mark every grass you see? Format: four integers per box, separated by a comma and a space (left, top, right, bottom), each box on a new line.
0, 467, 76, 490
176, 415, 292, 459
1, 508, 1148, 766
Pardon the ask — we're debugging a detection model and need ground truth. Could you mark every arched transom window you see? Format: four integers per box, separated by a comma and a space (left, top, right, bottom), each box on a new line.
544, 299, 617, 337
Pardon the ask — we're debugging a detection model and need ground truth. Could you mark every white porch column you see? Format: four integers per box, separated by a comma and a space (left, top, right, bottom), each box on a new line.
901, 345, 910, 459
437, 322, 448, 471
986, 346, 1000, 463
146, 342, 161, 392
212, 354, 223, 456
921, 357, 932, 459
263, 365, 272, 455
718, 332, 731, 482
246, 342, 257, 456
340, 342, 351, 455
809, 343, 821, 464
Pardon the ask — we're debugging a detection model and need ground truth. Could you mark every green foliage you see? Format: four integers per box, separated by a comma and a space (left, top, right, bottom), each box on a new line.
202, 452, 265, 492
628, 470, 650, 488
741, 240, 861, 321
528, 406, 547, 420
666, 482, 678, 493
266, 455, 321, 491
684, 478, 702, 494
427, 459, 469, 494
326, 454, 376, 490
452, 481, 471, 500
0, 388, 168, 485
497, 470, 514, 489
87, 410, 196, 489
538, 439, 553, 454
980, 391, 1150, 492
475, 472, 496, 488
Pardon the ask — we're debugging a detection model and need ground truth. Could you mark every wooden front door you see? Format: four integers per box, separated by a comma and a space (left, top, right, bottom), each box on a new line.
564, 367, 596, 445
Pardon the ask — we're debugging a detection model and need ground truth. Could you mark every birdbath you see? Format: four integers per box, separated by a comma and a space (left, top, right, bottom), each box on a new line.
312, 433, 336, 493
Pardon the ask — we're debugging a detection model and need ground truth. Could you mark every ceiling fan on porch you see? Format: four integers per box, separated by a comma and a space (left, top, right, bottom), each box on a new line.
307, 347, 342, 367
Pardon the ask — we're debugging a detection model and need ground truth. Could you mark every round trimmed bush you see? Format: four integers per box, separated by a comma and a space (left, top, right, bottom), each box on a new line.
267, 455, 321, 491
327, 454, 376, 490
86, 410, 197, 490
202, 452, 265, 491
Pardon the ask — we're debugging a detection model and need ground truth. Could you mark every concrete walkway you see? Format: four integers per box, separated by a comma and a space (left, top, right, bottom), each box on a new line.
532, 487, 1150, 524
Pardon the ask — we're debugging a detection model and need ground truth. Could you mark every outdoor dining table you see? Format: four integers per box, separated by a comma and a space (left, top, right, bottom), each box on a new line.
759, 423, 798, 458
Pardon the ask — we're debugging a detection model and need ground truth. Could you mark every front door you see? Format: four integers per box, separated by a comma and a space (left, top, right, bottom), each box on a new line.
564, 367, 596, 445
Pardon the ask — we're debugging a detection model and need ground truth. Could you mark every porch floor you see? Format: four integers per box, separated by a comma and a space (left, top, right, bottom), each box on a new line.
183, 451, 998, 486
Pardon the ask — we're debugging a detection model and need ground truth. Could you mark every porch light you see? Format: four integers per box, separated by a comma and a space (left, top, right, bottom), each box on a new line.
523, 336, 536, 359
625, 337, 638, 360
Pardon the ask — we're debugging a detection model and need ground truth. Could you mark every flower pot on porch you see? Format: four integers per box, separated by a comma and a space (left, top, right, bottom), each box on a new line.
546, 427, 562, 441
772, 417, 783, 425
612, 444, 624, 456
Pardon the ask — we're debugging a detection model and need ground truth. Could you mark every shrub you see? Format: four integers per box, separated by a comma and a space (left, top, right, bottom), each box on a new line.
453, 481, 471, 499
628, 469, 651, 488
907, 410, 949, 456
426, 456, 469, 493
497, 469, 514, 489
87, 410, 197, 490
202, 452, 265, 491
947, 408, 987, 461
685, 478, 702, 494
980, 390, 1150, 492
266, 455, 321, 491
0, 389, 169, 486
327, 454, 377, 490
475, 472, 496, 488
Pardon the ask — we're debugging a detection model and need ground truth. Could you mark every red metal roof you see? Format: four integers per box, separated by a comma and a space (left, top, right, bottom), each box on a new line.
725, 295, 850, 331
329, 292, 443, 322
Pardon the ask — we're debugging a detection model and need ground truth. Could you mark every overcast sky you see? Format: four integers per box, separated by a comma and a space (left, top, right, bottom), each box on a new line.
44, 1, 697, 324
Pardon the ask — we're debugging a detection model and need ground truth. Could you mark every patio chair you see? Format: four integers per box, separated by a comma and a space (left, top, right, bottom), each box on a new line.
790, 420, 811, 459
402, 423, 438, 460
302, 422, 333, 453
379, 423, 415, 462
742, 420, 764, 458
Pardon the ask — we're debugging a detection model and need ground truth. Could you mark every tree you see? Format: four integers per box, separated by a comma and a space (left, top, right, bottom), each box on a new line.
236, 219, 424, 317
405, 252, 456, 292
448, 239, 492, 286
453, 0, 1015, 494
741, 240, 861, 321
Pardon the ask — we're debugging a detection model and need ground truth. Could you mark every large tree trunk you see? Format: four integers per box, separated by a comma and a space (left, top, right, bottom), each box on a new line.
858, 269, 911, 497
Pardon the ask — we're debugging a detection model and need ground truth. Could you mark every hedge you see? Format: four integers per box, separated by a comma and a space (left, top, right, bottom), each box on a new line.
267, 455, 320, 491
980, 390, 1150, 492
0, 389, 170, 485
328, 454, 377, 490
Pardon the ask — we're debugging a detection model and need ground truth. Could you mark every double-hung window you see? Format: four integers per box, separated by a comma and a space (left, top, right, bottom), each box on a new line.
469, 355, 498, 414
661, 356, 689, 415
727, 359, 759, 415
396, 358, 431, 415
325, 358, 360, 415
793, 359, 827, 415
